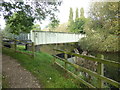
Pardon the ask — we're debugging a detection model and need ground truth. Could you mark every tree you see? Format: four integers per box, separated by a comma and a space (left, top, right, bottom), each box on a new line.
79, 2, 119, 52
54, 22, 69, 32
80, 7, 85, 18
75, 18, 86, 33
68, 8, 86, 34
47, 18, 59, 31
68, 7, 74, 33
2, 24, 11, 37
87, 2, 119, 35
68, 18, 86, 33
6, 11, 34, 34
75, 8, 79, 19
32, 24, 41, 31
68, 7, 73, 22
1, 0, 62, 34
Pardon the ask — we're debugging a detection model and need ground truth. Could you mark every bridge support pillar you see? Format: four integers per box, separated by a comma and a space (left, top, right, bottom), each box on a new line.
35, 45, 41, 52
25, 44, 28, 50
27, 44, 41, 52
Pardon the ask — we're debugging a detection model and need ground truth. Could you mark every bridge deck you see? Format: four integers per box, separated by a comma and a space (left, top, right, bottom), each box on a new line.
31, 31, 85, 45
5, 31, 85, 45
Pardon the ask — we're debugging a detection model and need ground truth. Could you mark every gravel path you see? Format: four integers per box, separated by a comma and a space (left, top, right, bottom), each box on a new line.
2, 54, 41, 88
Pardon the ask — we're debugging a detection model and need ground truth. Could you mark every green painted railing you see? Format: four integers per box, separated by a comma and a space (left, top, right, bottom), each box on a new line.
53, 49, 120, 88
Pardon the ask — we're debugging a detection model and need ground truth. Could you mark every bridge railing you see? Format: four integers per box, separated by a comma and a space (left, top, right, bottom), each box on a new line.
53, 49, 120, 88
2, 37, 35, 58
2, 33, 30, 40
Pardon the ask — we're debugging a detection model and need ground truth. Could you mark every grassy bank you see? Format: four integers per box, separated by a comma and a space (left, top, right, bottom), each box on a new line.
2, 47, 80, 88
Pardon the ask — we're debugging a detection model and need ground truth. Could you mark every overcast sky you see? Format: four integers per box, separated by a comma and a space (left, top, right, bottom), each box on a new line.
0, 0, 93, 30
58, 0, 90, 23
39, 0, 119, 29
7, 0, 120, 30
0, 0, 119, 30
40, 0, 92, 29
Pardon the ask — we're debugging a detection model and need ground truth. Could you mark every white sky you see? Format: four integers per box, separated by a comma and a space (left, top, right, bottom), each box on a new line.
0, 0, 92, 30
40, 0, 91, 29
58, 0, 90, 23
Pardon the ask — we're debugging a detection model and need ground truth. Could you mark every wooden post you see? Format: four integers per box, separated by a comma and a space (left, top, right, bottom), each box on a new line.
25, 43, 28, 50
64, 53, 67, 69
14, 40, 17, 52
32, 42, 35, 58
64, 43, 68, 69
97, 55, 104, 88
74, 49, 79, 73
75, 56, 78, 73
52, 57, 55, 65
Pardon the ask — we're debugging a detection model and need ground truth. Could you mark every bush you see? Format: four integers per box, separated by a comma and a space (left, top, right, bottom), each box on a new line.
79, 34, 119, 52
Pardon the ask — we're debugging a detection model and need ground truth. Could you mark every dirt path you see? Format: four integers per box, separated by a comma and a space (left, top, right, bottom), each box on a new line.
2, 54, 41, 88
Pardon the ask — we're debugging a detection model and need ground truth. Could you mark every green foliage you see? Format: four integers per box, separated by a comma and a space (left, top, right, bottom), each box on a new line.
54, 22, 69, 32
80, 34, 119, 52
2, 75, 10, 88
68, 7, 73, 22
1, 0, 61, 34
69, 18, 86, 33
75, 8, 79, 19
6, 11, 34, 34
79, 2, 119, 52
48, 18, 60, 31
68, 8, 86, 33
2, 25, 11, 37
2, 1, 61, 21
80, 8, 84, 18
32, 24, 41, 31
88, 2, 119, 35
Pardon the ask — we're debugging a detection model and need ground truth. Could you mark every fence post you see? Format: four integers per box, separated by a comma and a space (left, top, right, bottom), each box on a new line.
97, 54, 104, 88
64, 53, 67, 69
32, 42, 35, 58
75, 56, 78, 73
52, 57, 55, 65
14, 40, 17, 52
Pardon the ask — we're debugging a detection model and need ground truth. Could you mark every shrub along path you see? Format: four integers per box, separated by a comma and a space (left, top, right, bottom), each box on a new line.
2, 54, 41, 88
